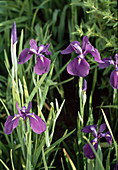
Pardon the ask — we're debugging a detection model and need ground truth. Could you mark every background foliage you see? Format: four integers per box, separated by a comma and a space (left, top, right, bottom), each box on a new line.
0, 0, 117, 169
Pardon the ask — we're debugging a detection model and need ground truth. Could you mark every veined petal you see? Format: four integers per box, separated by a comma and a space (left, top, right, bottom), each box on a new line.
99, 57, 114, 69
81, 125, 97, 133
61, 41, 81, 54
110, 70, 118, 89
99, 123, 106, 133
29, 39, 38, 52
34, 56, 51, 75
83, 139, 98, 159
28, 113, 46, 134
67, 57, 90, 77
4, 115, 19, 134
18, 48, 32, 64
102, 131, 112, 146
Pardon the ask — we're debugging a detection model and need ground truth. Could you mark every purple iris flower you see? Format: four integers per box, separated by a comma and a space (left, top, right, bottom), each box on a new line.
18, 39, 52, 75
61, 36, 103, 77
4, 102, 46, 135
81, 123, 112, 159
99, 54, 118, 89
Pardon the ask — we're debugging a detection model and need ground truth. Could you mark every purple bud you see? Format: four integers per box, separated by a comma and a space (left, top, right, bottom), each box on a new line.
11, 21, 17, 44
82, 79, 87, 92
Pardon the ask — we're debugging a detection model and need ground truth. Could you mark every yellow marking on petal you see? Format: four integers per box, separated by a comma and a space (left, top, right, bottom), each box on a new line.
106, 134, 110, 137
31, 115, 37, 120
12, 116, 17, 120
93, 142, 96, 146
117, 71, 118, 76
40, 56, 44, 62
78, 58, 81, 64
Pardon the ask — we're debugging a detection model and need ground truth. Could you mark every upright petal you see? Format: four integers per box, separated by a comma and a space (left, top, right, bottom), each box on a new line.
34, 56, 51, 75
99, 123, 106, 133
11, 21, 17, 45
99, 57, 114, 69
40, 44, 52, 55
18, 48, 32, 64
28, 113, 46, 134
110, 70, 118, 89
27, 102, 32, 112
102, 131, 112, 146
81, 125, 97, 133
67, 57, 90, 77
82, 36, 88, 52
16, 102, 21, 114
83, 139, 98, 159
61, 41, 81, 54
29, 39, 38, 52
4, 115, 19, 134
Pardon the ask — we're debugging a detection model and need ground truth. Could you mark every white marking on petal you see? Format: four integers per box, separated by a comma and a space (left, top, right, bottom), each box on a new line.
73, 43, 82, 54
38, 46, 44, 54
30, 48, 37, 54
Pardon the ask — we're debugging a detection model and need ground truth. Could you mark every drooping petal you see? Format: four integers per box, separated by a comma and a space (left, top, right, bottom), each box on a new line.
27, 102, 32, 112
99, 123, 106, 133
28, 113, 46, 134
11, 21, 17, 45
99, 57, 114, 69
34, 56, 51, 75
67, 57, 90, 77
83, 139, 98, 159
102, 131, 112, 146
90, 48, 103, 63
81, 125, 97, 133
61, 41, 81, 54
4, 115, 20, 135
18, 48, 32, 64
110, 70, 118, 89
29, 39, 38, 52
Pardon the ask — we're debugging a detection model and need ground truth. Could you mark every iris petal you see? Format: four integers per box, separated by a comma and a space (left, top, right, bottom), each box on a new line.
81, 125, 97, 133
67, 57, 90, 77
99, 57, 114, 69
110, 70, 118, 89
18, 48, 32, 64
61, 41, 81, 54
4, 115, 19, 134
34, 56, 51, 75
29, 39, 38, 52
83, 140, 98, 159
28, 113, 46, 134
102, 131, 112, 146
99, 123, 106, 133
